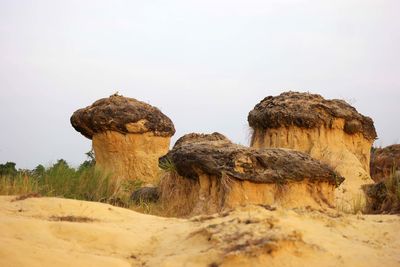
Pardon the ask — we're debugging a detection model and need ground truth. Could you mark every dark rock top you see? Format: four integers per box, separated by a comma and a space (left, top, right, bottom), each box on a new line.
70, 94, 175, 139
173, 132, 228, 148
248, 91, 377, 140
160, 133, 344, 186
370, 144, 400, 182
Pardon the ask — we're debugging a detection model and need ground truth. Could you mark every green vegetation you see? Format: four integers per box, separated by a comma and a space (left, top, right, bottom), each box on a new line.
158, 156, 176, 172
0, 152, 140, 208
0, 162, 18, 177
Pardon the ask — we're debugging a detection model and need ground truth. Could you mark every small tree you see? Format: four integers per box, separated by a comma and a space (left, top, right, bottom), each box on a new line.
53, 159, 69, 168
47, 159, 75, 174
33, 164, 46, 177
78, 150, 96, 172
0, 162, 17, 177
85, 149, 96, 163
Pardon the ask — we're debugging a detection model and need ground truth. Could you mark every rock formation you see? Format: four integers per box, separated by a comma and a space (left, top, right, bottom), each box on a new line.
159, 133, 343, 216
248, 92, 377, 209
71, 94, 175, 184
370, 144, 400, 182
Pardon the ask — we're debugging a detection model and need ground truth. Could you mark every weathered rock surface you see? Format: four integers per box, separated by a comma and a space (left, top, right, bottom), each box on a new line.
248, 92, 377, 210
92, 131, 171, 184
70, 94, 175, 184
71, 94, 175, 139
162, 132, 342, 185
159, 133, 343, 216
248, 91, 376, 140
370, 144, 400, 182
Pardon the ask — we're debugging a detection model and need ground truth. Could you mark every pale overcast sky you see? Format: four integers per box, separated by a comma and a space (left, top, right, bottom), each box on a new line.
0, 0, 399, 169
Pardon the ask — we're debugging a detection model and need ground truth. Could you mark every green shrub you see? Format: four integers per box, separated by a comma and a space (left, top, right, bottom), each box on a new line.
0, 162, 18, 177
0, 150, 161, 210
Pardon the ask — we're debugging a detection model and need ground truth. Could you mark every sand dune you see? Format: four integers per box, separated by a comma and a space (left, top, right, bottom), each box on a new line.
0, 196, 399, 267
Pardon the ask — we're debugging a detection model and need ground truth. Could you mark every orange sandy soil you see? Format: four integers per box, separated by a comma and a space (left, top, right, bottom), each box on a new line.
0, 196, 399, 267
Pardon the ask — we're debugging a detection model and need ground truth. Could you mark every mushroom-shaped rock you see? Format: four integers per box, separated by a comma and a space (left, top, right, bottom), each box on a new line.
248, 91, 377, 208
370, 144, 400, 182
71, 94, 175, 184
159, 133, 343, 216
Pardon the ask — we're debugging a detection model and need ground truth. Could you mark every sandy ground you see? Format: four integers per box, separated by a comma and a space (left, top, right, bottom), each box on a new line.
0, 196, 399, 267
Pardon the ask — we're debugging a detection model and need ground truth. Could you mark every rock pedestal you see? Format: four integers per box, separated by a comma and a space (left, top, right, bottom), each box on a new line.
248, 92, 377, 209
159, 133, 343, 216
71, 94, 175, 184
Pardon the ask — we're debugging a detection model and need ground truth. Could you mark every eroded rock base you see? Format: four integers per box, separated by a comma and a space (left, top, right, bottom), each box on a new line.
93, 131, 170, 184
251, 120, 374, 210
160, 172, 335, 217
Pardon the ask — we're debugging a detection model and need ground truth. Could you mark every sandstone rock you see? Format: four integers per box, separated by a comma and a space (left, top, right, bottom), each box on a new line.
159, 133, 343, 216
71, 94, 175, 184
248, 91, 377, 210
370, 144, 400, 182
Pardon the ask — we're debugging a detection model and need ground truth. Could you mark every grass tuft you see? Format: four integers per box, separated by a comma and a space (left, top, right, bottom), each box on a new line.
159, 156, 176, 172
365, 168, 400, 214
159, 170, 199, 217
0, 164, 140, 208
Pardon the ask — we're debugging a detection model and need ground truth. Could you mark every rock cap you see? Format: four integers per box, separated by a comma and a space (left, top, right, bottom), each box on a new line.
173, 132, 228, 148
248, 91, 377, 140
160, 132, 344, 186
71, 94, 175, 139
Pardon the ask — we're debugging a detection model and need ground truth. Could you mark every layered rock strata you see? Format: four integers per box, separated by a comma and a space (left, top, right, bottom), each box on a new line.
159, 133, 343, 216
248, 92, 377, 208
71, 94, 175, 184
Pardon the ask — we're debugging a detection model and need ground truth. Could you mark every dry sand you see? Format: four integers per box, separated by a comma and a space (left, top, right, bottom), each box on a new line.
0, 196, 399, 267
